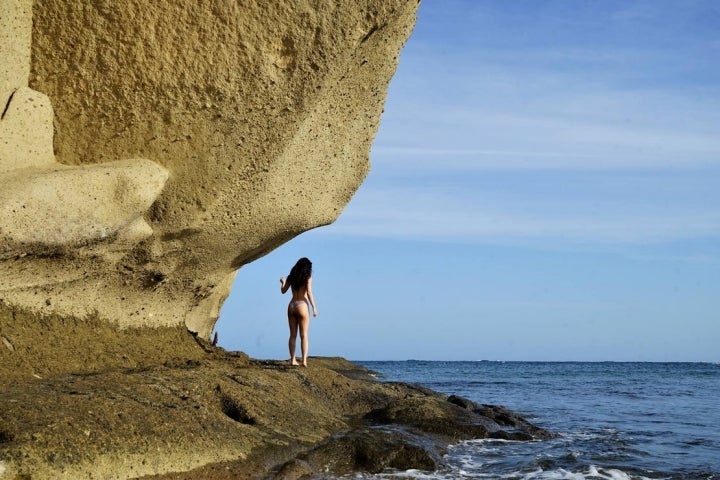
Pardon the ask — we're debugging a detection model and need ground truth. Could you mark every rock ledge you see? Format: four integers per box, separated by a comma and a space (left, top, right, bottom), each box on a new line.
1, 305, 552, 479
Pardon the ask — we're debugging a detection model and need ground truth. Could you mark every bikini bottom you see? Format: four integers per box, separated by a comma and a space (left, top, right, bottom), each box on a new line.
288, 299, 307, 311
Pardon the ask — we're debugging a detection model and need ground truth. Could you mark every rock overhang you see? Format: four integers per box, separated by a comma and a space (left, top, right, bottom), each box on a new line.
0, 0, 419, 356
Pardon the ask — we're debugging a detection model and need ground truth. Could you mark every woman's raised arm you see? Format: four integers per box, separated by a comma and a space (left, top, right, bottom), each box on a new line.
280, 276, 290, 294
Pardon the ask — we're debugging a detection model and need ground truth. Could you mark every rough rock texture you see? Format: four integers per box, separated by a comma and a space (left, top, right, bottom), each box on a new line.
0, 305, 554, 479
0, 300, 206, 380
0, 0, 32, 107
1, 158, 168, 247
0, 0, 419, 344
0, 87, 54, 168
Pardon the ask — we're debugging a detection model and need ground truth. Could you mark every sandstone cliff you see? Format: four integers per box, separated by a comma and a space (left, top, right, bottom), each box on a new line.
0, 0, 419, 349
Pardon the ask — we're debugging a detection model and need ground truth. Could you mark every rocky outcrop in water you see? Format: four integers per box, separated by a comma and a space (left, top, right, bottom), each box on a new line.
0, 321, 553, 480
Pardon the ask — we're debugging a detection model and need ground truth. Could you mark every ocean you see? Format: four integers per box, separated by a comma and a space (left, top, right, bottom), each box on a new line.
347, 361, 720, 480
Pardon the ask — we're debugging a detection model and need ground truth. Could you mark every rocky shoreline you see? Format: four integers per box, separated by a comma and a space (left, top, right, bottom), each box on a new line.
0, 326, 553, 479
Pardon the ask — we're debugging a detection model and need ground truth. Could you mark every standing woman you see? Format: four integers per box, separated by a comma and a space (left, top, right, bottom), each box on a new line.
280, 257, 318, 366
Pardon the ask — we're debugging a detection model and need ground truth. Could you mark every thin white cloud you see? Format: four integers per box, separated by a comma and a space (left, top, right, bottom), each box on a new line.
627, 252, 720, 265
372, 146, 719, 172
375, 100, 720, 171
331, 186, 720, 245
346, 0, 720, 245
378, 29, 720, 171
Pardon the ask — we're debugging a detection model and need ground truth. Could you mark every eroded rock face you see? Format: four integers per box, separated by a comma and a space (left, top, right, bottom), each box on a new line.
0, 0, 418, 344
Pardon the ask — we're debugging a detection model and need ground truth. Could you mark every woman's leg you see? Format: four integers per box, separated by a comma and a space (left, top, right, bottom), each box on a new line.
288, 309, 299, 365
298, 312, 310, 367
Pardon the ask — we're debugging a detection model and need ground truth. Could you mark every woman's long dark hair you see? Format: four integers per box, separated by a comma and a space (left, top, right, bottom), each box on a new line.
287, 257, 312, 290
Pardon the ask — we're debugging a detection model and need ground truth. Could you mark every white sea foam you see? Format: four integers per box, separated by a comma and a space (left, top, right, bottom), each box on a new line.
514, 467, 584, 480
463, 438, 524, 444
371, 469, 448, 479
453, 437, 525, 453
587, 465, 657, 480
511, 465, 656, 480
348, 464, 659, 480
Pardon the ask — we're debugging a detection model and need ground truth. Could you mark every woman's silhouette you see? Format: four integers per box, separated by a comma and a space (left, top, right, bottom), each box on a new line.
280, 257, 318, 366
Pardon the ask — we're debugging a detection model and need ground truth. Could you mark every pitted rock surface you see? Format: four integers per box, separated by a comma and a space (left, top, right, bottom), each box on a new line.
0, 0, 419, 347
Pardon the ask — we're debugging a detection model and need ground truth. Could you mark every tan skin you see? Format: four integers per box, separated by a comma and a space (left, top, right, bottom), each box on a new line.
280, 275, 317, 367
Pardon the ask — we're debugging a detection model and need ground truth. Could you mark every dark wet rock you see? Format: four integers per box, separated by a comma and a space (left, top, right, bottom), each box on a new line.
273, 427, 440, 479
474, 404, 556, 439
389, 381, 445, 398
447, 394, 476, 410
270, 390, 554, 478
366, 393, 554, 444
366, 396, 495, 441
489, 430, 534, 441
448, 395, 556, 440
474, 403, 523, 425
273, 458, 314, 479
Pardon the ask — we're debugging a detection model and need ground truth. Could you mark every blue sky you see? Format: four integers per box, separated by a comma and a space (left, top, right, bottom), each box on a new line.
216, 0, 720, 361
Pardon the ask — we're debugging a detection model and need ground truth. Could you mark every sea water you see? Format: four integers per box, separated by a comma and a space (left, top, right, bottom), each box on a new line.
346, 361, 720, 480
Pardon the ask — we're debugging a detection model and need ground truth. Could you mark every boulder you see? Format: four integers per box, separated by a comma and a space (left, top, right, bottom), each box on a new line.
450, 394, 557, 440
367, 393, 556, 442
366, 396, 495, 442
0, 158, 168, 248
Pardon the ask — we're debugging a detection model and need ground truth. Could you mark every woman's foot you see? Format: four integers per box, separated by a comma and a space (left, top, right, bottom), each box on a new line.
290, 358, 300, 366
